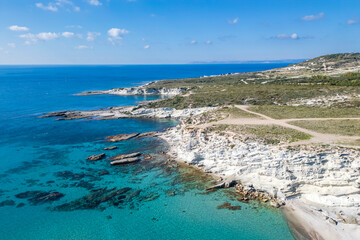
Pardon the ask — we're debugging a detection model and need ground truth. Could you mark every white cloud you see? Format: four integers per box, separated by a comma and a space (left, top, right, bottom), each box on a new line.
190, 40, 197, 45
205, 40, 212, 45
87, 32, 101, 41
88, 0, 102, 6
302, 12, 324, 21
36, 2, 58, 11
9, 25, 29, 32
62, 32, 74, 38
276, 33, 299, 40
228, 17, 239, 24
20, 32, 59, 44
150, 13, 156, 17
8, 43, 16, 48
144, 45, 150, 49
36, 0, 80, 12
107, 28, 129, 44
19, 33, 38, 44
347, 19, 358, 25
37, 32, 59, 40
75, 45, 92, 49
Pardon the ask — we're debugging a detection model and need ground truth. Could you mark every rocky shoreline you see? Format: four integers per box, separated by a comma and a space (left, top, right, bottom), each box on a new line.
41, 88, 360, 239
159, 121, 360, 240
76, 86, 187, 96
40, 105, 216, 121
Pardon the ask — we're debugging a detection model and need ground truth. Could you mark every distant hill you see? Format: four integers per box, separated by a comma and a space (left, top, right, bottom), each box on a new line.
288, 53, 360, 73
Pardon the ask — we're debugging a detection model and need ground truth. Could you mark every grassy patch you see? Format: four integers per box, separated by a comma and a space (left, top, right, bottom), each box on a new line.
219, 106, 261, 118
249, 105, 360, 119
289, 120, 360, 136
208, 124, 311, 144
147, 85, 360, 109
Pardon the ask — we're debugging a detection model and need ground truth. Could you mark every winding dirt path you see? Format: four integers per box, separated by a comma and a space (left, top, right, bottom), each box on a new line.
198, 105, 360, 146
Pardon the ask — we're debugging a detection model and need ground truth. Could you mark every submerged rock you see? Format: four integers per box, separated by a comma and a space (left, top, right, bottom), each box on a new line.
53, 187, 132, 211
216, 202, 241, 211
105, 133, 139, 142
15, 191, 64, 205
0, 200, 16, 207
99, 169, 110, 176
54, 171, 86, 180
87, 153, 106, 161
110, 157, 140, 166
103, 146, 117, 150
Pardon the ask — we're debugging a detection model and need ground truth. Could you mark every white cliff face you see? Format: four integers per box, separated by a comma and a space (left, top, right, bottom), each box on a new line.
161, 124, 360, 226
50, 106, 217, 120
105, 87, 186, 96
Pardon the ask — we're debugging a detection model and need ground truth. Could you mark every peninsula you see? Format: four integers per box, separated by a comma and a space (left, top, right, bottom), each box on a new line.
44, 53, 360, 240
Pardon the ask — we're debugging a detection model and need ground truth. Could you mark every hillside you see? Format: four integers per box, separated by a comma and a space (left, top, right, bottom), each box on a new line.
145, 53, 360, 109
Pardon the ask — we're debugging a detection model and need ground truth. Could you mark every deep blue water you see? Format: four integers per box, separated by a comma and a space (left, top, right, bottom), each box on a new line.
0, 64, 295, 240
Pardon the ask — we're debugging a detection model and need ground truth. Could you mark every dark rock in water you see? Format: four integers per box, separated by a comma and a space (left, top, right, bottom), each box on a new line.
217, 202, 241, 211
16, 203, 25, 208
99, 170, 110, 176
206, 180, 238, 191
15, 191, 64, 205
53, 187, 132, 211
0, 200, 16, 207
105, 133, 139, 142
110, 157, 140, 166
54, 171, 86, 180
107, 215, 112, 220
137, 132, 157, 138
87, 153, 106, 161
141, 193, 160, 202
110, 152, 141, 161
72, 180, 95, 190
143, 154, 155, 161
104, 146, 117, 150
46, 180, 55, 184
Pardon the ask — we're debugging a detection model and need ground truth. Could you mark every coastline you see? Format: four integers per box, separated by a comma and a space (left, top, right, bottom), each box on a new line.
158, 120, 360, 240
43, 59, 360, 239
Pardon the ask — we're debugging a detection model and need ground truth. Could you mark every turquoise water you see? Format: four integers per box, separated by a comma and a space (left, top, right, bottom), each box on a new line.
0, 64, 295, 240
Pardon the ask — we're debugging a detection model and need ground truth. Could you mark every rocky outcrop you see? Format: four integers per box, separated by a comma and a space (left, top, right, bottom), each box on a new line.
41, 106, 216, 121
77, 87, 187, 96
110, 152, 141, 160
105, 133, 139, 142
104, 146, 117, 150
161, 123, 360, 227
86, 153, 106, 161
110, 157, 140, 165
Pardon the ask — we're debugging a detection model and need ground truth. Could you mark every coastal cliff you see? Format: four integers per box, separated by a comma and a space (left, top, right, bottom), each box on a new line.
77, 86, 187, 96
160, 121, 360, 239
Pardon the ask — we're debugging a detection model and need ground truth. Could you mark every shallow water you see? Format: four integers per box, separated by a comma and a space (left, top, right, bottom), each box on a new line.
0, 64, 295, 240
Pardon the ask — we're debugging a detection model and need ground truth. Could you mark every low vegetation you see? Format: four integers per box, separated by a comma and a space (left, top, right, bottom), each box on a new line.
147, 85, 360, 109
289, 120, 360, 136
249, 105, 360, 119
208, 124, 311, 144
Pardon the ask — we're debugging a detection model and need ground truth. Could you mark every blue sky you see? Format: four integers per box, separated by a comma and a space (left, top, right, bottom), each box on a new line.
0, 0, 359, 64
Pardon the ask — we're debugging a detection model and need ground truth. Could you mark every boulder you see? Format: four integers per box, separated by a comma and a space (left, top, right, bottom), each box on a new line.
87, 153, 106, 161
103, 146, 117, 150
206, 180, 237, 191
110, 157, 140, 166
110, 152, 141, 161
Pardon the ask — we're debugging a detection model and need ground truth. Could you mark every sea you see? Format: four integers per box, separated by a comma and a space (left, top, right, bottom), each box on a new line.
0, 64, 295, 240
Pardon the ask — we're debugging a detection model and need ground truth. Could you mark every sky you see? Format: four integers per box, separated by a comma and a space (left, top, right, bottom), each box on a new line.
0, 0, 359, 64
